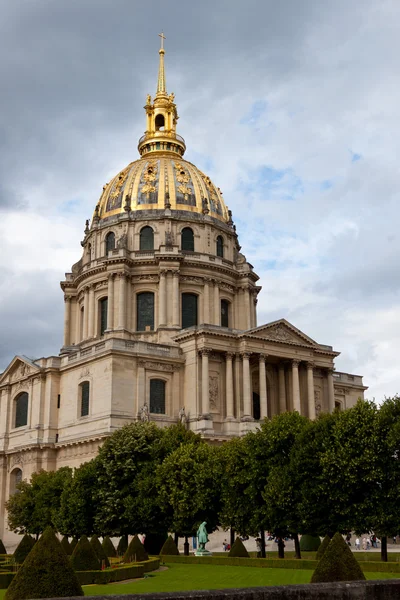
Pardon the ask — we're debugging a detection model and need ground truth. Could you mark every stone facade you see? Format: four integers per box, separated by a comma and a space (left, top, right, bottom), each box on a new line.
0, 44, 367, 546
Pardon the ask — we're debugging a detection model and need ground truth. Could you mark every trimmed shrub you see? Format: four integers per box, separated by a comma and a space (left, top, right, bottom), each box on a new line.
316, 534, 331, 560
0, 541, 7, 555
13, 534, 35, 564
123, 535, 148, 563
311, 532, 366, 583
228, 537, 250, 558
300, 534, 321, 552
70, 535, 100, 571
102, 536, 116, 558
144, 532, 168, 555
70, 537, 78, 553
5, 526, 83, 600
160, 535, 180, 556
117, 535, 128, 556
61, 535, 71, 555
90, 534, 110, 568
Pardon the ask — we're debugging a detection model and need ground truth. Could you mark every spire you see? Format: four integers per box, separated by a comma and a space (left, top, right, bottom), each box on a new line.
157, 32, 167, 96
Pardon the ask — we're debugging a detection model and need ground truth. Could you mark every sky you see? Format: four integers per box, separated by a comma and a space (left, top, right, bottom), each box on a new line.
0, 0, 399, 402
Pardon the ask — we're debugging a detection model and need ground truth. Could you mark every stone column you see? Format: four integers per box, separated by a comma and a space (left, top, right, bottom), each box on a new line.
234, 353, 241, 419
137, 359, 146, 415
83, 287, 89, 339
117, 274, 127, 329
278, 364, 286, 413
63, 295, 71, 346
87, 285, 95, 338
259, 354, 268, 420
159, 270, 167, 326
327, 368, 335, 413
200, 349, 210, 417
244, 288, 251, 330
107, 274, 114, 331
225, 352, 234, 420
75, 299, 81, 343
0, 386, 10, 438
307, 362, 316, 420
253, 296, 258, 329
172, 271, 180, 326
203, 278, 210, 324
214, 280, 219, 325
292, 359, 301, 413
242, 352, 252, 419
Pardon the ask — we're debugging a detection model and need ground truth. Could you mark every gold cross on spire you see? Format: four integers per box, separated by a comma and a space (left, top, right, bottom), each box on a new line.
158, 31, 166, 50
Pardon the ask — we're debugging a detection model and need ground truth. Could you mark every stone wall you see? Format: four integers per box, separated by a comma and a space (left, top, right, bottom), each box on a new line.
47, 579, 400, 599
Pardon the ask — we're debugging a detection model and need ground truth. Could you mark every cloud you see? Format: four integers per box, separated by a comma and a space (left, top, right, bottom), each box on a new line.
0, 0, 399, 401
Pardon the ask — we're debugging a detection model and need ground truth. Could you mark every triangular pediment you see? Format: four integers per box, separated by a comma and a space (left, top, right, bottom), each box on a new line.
244, 319, 318, 347
0, 355, 41, 386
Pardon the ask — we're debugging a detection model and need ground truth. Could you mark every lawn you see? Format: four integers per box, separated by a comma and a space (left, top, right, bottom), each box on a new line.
0, 563, 397, 598
80, 564, 399, 596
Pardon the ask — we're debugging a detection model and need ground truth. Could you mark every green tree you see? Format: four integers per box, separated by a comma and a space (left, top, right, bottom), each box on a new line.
157, 442, 221, 553
6, 468, 72, 537
54, 460, 99, 537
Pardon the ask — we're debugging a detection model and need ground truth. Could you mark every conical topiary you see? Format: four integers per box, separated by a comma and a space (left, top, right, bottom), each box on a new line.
102, 536, 117, 558
60, 535, 71, 555
0, 539, 7, 554
117, 535, 128, 556
69, 537, 78, 553
70, 534, 100, 571
123, 535, 148, 563
316, 534, 331, 560
13, 534, 35, 564
90, 534, 110, 568
228, 537, 250, 558
299, 534, 321, 552
311, 532, 365, 583
5, 527, 83, 600
160, 535, 180, 556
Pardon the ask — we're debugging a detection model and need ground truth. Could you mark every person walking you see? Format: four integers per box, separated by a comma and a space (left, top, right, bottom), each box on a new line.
355, 537, 360, 550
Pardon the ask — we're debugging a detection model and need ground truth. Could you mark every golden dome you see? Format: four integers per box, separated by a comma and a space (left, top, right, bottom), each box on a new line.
96, 157, 229, 222
94, 36, 230, 224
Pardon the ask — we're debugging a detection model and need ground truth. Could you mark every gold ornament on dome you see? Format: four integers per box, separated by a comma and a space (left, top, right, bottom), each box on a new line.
141, 183, 157, 198
110, 167, 129, 200
174, 162, 190, 184
177, 184, 192, 199
143, 163, 158, 182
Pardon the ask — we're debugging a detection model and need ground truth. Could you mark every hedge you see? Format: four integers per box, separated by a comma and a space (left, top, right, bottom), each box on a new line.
311, 532, 365, 583
76, 558, 160, 586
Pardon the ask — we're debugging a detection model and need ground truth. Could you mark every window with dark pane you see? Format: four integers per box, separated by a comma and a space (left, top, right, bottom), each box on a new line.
81, 381, 90, 417
99, 297, 108, 336
140, 226, 154, 250
181, 227, 194, 251
105, 232, 115, 254
182, 293, 198, 329
11, 468, 22, 495
137, 292, 154, 331
221, 299, 230, 327
15, 392, 28, 428
252, 392, 260, 420
216, 235, 224, 257
150, 379, 166, 414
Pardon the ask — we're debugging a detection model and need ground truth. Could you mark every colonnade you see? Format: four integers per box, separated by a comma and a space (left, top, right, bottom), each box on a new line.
199, 350, 335, 420
63, 270, 259, 346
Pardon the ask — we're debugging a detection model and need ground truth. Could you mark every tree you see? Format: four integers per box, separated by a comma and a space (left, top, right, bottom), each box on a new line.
6, 468, 72, 537
54, 460, 99, 537
157, 442, 221, 554
5, 527, 83, 600
95, 422, 200, 537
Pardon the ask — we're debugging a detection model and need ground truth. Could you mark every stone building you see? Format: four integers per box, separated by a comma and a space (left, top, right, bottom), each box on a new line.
0, 41, 366, 543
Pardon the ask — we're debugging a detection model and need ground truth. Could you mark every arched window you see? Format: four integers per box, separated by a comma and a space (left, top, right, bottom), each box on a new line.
99, 297, 108, 336
80, 381, 90, 417
137, 292, 155, 331
182, 293, 198, 329
253, 392, 260, 420
155, 114, 165, 131
150, 379, 166, 414
10, 468, 23, 495
15, 392, 28, 428
220, 299, 230, 328
181, 227, 194, 252
216, 236, 224, 258
105, 232, 115, 254
140, 226, 154, 250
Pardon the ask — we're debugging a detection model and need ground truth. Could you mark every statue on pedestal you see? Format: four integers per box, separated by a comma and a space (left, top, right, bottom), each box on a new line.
195, 521, 212, 556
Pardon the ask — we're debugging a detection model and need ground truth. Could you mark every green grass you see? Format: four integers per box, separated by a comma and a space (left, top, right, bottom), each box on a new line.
0, 562, 396, 598
78, 564, 399, 596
